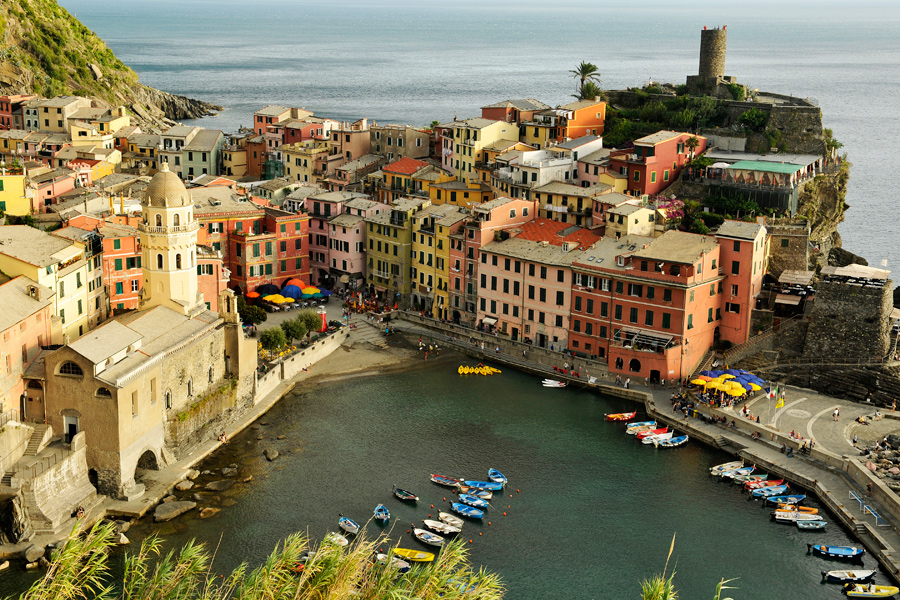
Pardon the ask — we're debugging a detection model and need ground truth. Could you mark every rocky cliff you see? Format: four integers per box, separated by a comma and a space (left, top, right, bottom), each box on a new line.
0, 0, 221, 130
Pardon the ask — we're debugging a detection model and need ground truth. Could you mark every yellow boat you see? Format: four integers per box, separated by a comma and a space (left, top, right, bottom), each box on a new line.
458, 366, 464, 375
844, 584, 900, 598
393, 547, 435, 562
777, 504, 818, 514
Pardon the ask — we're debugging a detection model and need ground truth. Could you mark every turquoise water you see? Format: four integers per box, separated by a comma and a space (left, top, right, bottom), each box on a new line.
0, 362, 876, 599
57, 0, 900, 266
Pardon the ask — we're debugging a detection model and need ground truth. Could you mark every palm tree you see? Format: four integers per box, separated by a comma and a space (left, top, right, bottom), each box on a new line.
686, 136, 700, 161
569, 61, 601, 89
574, 81, 603, 101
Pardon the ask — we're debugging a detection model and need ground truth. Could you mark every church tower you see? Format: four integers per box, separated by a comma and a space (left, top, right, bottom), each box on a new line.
138, 164, 203, 315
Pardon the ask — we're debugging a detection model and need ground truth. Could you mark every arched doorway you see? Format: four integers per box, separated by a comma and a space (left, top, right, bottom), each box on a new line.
615, 357, 623, 370
629, 358, 641, 373
452, 310, 461, 325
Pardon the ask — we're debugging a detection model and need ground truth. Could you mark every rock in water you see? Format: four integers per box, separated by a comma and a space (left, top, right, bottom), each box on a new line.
221, 467, 238, 477
242, 475, 253, 483
21, 544, 44, 563
114, 520, 131, 534
117, 533, 130, 545
264, 449, 279, 461
205, 480, 234, 492
277, 435, 286, 440
154, 501, 197, 522
199, 508, 220, 519
162, 495, 178, 503
186, 470, 201, 480
0, 560, 9, 572
175, 480, 194, 491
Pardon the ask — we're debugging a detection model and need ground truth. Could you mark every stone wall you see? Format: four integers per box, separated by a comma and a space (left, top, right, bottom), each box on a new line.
0, 420, 32, 475
254, 329, 350, 402
802, 280, 893, 362
768, 222, 811, 278
698, 28, 727, 79
165, 378, 245, 461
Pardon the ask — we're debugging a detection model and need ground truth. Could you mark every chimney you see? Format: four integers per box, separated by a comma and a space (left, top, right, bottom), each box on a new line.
26, 284, 41, 300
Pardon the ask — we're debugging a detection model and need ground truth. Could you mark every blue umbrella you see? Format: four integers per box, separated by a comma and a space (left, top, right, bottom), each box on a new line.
700, 370, 714, 376
320, 289, 333, 296
724, 369, 740, 376
281, 285, 302, 299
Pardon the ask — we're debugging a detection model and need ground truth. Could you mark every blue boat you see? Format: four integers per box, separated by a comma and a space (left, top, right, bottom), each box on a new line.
809, 544, 865, 560
626, 420, 656, 430
765, 494, 806, 505
463, 480, 503, 491
458, 493, 489, 509
488, 468, 507, 485
721, 465, 754, 479
655, 435, 688, 448
751, 484, 789, 498
451, 502, 484, 519
374, 504, 390, 523
338, 515, 360, 534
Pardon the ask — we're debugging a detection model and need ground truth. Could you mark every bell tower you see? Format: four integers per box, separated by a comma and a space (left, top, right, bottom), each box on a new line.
139, 164, 202, 315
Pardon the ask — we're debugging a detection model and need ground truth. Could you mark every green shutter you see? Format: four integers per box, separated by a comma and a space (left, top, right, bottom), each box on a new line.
115, 258, 123, 271
113, 239, 121, 249
115, 282, 123, 294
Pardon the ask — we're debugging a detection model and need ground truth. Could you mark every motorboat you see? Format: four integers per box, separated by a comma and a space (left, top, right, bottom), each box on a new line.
338, 515, 360, 534
458, 493, 489, 509
745, 478, 784, 491
636, 427, 668, 441
809, 544, 865, 560
439, 511, 464, 528
626, 420, 656, 431
821, 569, 877, 584
393, 486, 419, 502
605, 412, 637, 422
413, 527, 445, 547
423, 519, 461, 534
843, 584, 899, 598
764, 494, 806, 505
462, 480, 503, 491
642, 431, 673, 445
457, 486, 492, 499
751, 485, 789, 498
488, 468, 507, 484
655, 435, 688, 448
720, 466, 755, 480
324, 532, 348, 547
543, 379, 566, 388
776, 504, 818, 514
710, 461, 743, 476
771, 510, 824, 523
373, 552, 410, 573
797, 520, 827, 530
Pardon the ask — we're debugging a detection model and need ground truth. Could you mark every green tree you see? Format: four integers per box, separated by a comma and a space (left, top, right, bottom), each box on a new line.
237, 295, 267, 325
569, 60, 601, 89
686, 136, 699, 160
259, 328, 287, 352
281, 317, 307, 343
823, 128, 843, 152
738, 108, 768, 132
297, 309, 322, 337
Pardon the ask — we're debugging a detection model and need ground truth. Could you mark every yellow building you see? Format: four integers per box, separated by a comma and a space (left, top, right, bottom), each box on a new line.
411, 204, 467, 318
429, 180, 493, 207
223, 146, 247, 178
364, 197, 430, 301
451, 118, 519, 182
0, 130, 29, 159
0, 173, 31, 216
533, 181, 613, 227
0, 225, 91, 341
284, 140, 331, 184
36, 96, 92, 133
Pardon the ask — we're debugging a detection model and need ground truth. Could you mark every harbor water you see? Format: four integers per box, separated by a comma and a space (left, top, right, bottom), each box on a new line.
2, 360, 881, 599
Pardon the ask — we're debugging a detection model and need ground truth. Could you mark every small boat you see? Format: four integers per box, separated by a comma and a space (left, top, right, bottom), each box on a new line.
745, 478, 784, 491
457, 486, 492, 499
393, 485, 419, 502
751, 485, 789, 498
458, 493, 489, 509
605, 412, 637, 422
338, 515, 360, 534
720, 466, 755, 480
843, 584, 900, 598
822, 569, 877, 584
451, 502, 484, 519
710, 461, 743, 476
626, 420, 656, 431
772, 510, 824, 523
374, 504, 390, 523
373, 552, 410, 573
431, 474, 460, 487
626, 425, 656, 436
797, 520, 827, 530
488, 468, 507, 484
777, 504, 818, 514
543, 380, 566, 388
733, 473, 768, 484
423, 519, 461, 534
413, 527, 445, 547
439, 511, 464, 528
642, 431, 673, 445
765, 494, 806, 505
655, 435, 688, 448
636, 427, 668, 441
393, 547, 435, 562
809, 544, 865, 560
462, 480, 504, 491
324, 532, 349, 547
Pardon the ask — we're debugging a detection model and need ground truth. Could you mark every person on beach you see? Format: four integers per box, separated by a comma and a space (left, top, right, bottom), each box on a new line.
833, 408, 839, 421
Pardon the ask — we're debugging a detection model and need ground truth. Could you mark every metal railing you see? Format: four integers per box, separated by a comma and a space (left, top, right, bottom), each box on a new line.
0, 409, 22, 428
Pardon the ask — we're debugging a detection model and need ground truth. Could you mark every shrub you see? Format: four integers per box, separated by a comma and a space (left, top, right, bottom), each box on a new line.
259, 328, 287, 352
281, 317, 307, 343
738, 108, 768, 132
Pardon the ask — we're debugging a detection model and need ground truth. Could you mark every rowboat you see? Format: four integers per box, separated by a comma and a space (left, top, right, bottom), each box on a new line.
458, 493, 489, 509
374, 504, 390, 523
324, 532, 349, 547
710, 461, 743, 476
655, 435, 688, 448
797, 520, 827, 530
605, 412, 637, 422
626, 425, 655, 436
458, 486, 492, 499
777, 504, 818, 514
721, 466, 755, 480
636, 427, 668, 441
413, 527, 445, 547
488, 468, 507, 484
733, 473, 768, 484
393, 486, 419, 502
451, 502, 484, 519
431, 474, 460, 487
338, 515, 360, 534
642, 431, 673, 445
424, 519, 461, 535
764, 494, 806, 505
745, 478, 784, 491
843, 584, 900, 598
771, 510, 824, 523
821, 569, 877, 584
543, 379, 566, 388
393, 547, 435, 562
809, 544, 865, 560
751, 485, 789, 498
626, 420, 656, 431
373, 552, 410, 573
463, 480, 504, 491
439, 511, 464, 528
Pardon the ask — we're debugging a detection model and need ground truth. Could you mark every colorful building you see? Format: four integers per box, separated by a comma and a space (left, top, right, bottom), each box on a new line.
609, 131, 707, 197
365, 197, 431, 302
450, 118, 519, 182
305, 191, 369, 287
182, 129, 224, 179
714, 220, 768, 345
410, 203, 467, 316
370, 124, 431, 160
533, 181, 612, 227
480, 99, 552, 125
0, 95, 38, 130
327, 197, 388, 291
0, 172, 30, 216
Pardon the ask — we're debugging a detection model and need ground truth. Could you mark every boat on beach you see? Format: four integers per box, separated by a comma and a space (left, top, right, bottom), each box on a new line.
605, 412, 637, 421
655, 435, 688, 448
393, 547, 436, 562
451, 502, 484, 519
338, 515, 360, 534
821, 569, 877, 584
393, 485, 419, 501
797, 520, 827, 530
488, 468, 507, 484
374, 504, 390, 523
431, 474, 460, 487
710, 461, 743, 476
458, 493, 489, 509
424, 519, 461, 534
439, 511, 464, 528
843, 583, 900, 598
462, 480, 504, 491
809, 544, 865, 560
413, 527, 445, 547
642, 431, 673, 444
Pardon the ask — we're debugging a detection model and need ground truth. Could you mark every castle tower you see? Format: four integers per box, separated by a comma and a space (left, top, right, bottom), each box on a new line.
698, 26, 727, 79
139, 163, 203, 315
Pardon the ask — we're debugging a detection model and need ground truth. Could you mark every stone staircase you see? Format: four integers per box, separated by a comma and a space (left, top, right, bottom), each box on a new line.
1, 471, 13, 487
24, 424, 50, 456
712, 435, 729, 449
348, 320, 390, 349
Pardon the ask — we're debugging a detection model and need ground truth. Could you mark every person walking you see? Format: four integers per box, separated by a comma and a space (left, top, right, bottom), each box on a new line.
853, 434, 858, 447
892, 399, 897, 413
833, 408, 839, 421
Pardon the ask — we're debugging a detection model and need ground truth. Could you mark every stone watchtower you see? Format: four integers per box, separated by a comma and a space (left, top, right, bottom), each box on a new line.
686, 26, 742, 97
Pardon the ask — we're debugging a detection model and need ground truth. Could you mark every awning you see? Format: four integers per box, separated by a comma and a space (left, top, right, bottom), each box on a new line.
775, 293, 802, 306
482, 317, 498, 326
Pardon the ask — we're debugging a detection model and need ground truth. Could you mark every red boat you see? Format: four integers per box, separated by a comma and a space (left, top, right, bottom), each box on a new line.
744, 478, 784, 490
605, 412, 637, 422
430, 474, 460, 487
636, 427, 669, 440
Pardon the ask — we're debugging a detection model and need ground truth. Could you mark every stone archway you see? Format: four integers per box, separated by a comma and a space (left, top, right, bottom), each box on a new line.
629, 358, 642, 373
134, 449, 161, 485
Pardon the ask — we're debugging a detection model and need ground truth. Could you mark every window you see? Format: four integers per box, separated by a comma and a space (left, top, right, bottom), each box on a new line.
59, 361, 83, 377
132, 391, 139, 416
115, 258, 123, 271
540, 266, 547, 279
115, 282, 123, 295
615, 281, 623, 294
539, 288, 546, 302
528, 285, 535, 300
165, 390, 172, 409
731, 261, 740, 275
157, 254, 163, 269
176, 254, 182, 269
600, 302, 608, 317
731, 284, 738, 296
708, 308, 715, 323
645, 311, 654, 326
627, 283, 642, 297
687, 314, 694, 329
689, 290, 694, 303
710, 284, 716, 296
646, 287, 655, 300
781, 238, 789, 248
614, 305, 622, 320
187, 378, 193, 396
555, 315, 563, 327
557, 270, 564, 283
726, 302, 741, 314
650, 171, 656, 183
574, 296, 582, 312
633, 170, 640, 182
96, 387, 112, 397
662, 313, 671, 329
733, 241, 740, 252
59, 281, 64, 297
664, 170, 670, 181
113, 239, 121, 250
629, 307, 638, 323
556, 291, 564, 306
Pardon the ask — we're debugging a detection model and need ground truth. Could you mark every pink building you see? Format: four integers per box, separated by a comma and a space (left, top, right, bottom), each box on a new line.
197, 246, 229, 310
30, 167, 76, 211
714, 220, 768, 345
327, 197, 389, 291
305, 191, 370, 287
475, 218, 600, 347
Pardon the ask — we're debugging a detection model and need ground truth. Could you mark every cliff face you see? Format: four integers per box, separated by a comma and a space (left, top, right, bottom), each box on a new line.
0, 0, 220, 130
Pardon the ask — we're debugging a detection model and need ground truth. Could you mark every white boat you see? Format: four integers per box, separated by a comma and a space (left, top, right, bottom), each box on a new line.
423, 519, 461, 534
542, 380, 566, 388
373, 552, 410, 573
710, 461, 743, 476
642, 432, 673, 445
413, 527, 445, 547
324, 532, 349, 547
772, 510, 825, 523
439, 511, 464, 528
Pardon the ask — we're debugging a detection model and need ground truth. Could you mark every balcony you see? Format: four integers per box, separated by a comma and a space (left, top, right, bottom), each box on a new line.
138, 222, 200, 235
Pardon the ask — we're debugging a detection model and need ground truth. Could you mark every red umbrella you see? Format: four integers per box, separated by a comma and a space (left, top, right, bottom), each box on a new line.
246, 292, 260, 298
285, 278, 306, 288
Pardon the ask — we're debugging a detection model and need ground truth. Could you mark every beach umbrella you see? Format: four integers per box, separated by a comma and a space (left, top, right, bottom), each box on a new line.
284, 278, 306, 288
705, 382, 722, 390
709, 370, 724, 377
320, 289, 333, 296
691, 379, 707, 386
302, 286, 320, 295
312, 293, 323, 298
301, 293, 314, 299
700, 370, 714, 377
257, 283, 280, 295
749, 383, 762, 391
728, 382, 747, 392
739, 370, 752, 375
724, 369, 740, 376
726, 388, 745, 397
281, 285, 302, 299
246, 291, 260, 298
698, 375, 713, 381
720, 374, 736, 380
264, 294, 289, 303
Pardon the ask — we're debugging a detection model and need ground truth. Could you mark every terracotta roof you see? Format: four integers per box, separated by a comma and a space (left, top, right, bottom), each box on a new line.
512, 220, 600, 250
383, 157, 428, 175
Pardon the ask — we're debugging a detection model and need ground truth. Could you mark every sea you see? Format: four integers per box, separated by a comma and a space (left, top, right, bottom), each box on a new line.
56, 0, 900, 267
0, 361, 882, 599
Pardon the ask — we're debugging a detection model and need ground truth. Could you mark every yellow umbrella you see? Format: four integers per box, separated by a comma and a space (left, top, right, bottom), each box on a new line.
264, 294, 289, 303
705, 382, 722, 390
690, 379, 707, 386
720, 374, 736, 379
726, 388, 745, 397
749, 383, 762, 391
